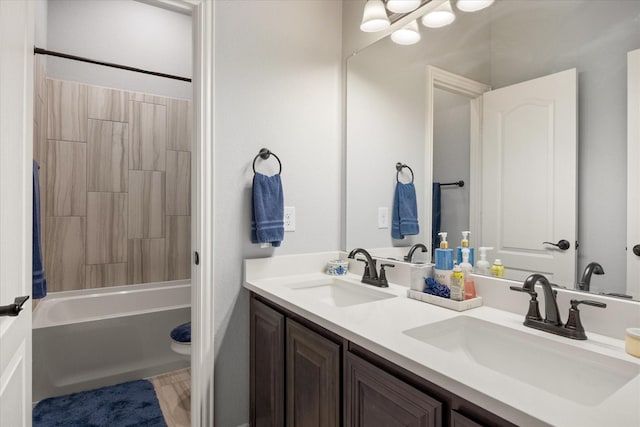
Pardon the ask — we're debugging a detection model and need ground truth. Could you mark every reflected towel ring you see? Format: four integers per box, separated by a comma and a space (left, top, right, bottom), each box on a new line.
252, 148, 282, 175
396, 162, 414, 183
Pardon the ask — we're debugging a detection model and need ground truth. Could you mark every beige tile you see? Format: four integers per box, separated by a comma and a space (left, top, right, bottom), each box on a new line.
88, 86, 128, 122
152, 368, 191, 427
86, 192, 128, 264
166, 216, 191, 281
46, 140, 87, 217
128, 170, 165, 238
128, 239, 166, 284
129, 101, 167, 171
87, 119, 128, 192
85, 263, 128, 288
130, 91, 167, 106
47, 79, 87, 142
45, 217, 86, 292
166, 99, 191, 152
166, 151, 190, 216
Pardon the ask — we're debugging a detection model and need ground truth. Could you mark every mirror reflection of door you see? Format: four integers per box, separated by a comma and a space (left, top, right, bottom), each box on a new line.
481, 69, 578, 285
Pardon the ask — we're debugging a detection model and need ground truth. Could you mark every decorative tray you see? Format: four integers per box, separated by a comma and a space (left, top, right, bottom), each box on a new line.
406, 289, 482, 312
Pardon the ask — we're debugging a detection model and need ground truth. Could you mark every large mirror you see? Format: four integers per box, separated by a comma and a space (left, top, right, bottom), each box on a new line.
345, 0, 640, 299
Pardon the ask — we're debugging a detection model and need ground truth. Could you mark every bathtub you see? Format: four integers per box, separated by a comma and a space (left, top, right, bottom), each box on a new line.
32, 280, 191, 402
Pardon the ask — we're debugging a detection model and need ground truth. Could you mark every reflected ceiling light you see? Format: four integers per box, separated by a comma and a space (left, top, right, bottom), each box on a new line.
421, 0, 456, 28
456, 0, 495, 12
386, 0, 421, 14
360, 0, 391, 32
391, 19, 421, 45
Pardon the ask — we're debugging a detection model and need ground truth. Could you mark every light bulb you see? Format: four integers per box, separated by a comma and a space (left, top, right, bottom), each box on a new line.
456, 0, 494, 12
386, 0, 421, 14
422, 0, 456, 28
360, 0, 390, 32
391, 20, 421, 45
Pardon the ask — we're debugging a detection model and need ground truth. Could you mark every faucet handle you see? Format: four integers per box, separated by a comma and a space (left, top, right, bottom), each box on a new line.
379, 263, 395, 286
510, 286, 542, 322
564, 299, 607, 340
356, 258, 371, 278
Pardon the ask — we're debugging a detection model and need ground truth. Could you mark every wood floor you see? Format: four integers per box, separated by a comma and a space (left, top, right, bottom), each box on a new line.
151, 368, 191, 427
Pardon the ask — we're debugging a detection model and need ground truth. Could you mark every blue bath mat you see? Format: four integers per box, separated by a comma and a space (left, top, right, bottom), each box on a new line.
33, 379, 167, 427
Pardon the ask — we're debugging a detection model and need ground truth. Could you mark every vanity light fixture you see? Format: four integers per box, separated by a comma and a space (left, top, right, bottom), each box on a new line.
386, 0, 421, 14
421, 0, 456, 28
391, 19, 421, 45
456, 0, 494, 12
360, 0, 391, 32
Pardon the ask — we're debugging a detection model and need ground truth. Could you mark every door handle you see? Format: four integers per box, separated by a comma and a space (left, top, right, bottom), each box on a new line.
0, 296, 30, 317
543, 240, 571, 250
633, 245, 640, 257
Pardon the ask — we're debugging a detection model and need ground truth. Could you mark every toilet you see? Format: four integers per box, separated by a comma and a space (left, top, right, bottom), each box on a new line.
170, 321, 191, 357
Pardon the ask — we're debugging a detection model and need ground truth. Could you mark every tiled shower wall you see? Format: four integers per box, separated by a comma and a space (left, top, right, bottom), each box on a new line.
34, 58, 192, 292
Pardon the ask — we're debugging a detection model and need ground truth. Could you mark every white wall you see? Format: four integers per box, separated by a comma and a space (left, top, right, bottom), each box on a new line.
214, 1, 343, 425
46, 0, 191, 99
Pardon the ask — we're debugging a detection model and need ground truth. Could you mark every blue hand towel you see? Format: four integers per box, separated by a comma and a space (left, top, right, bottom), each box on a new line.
251, 172, 284, 247
391, 182, 419, 240
33, 160, 47, 299
432, 182, 442, 253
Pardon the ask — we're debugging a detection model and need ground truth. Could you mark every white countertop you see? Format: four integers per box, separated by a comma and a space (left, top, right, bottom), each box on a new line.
244, 252, 640, 427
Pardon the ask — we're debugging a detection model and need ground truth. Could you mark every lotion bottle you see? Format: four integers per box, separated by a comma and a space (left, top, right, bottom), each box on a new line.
450, 264, 464, 301
475, 246, 493, 275
434, 232, 454, 286
456, 231, 475, 266
491, 259, 505, 277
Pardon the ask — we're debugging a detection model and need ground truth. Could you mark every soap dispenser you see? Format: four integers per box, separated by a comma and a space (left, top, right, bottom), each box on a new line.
475, 247, 493, 275
434, 232, 454, 286
457, 231, 474, 266
459, 248, 476, 299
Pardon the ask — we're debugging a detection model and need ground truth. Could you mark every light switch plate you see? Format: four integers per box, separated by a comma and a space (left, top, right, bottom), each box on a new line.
284, 206, 296, 232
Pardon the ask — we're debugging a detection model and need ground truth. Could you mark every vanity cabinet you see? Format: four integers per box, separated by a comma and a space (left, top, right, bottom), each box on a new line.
251, 295, 343, 427
250, 293, 515, 427
345, 352, 442, 426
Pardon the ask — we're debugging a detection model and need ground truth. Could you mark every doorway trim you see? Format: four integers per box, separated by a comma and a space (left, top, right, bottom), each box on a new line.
169, 1, 216, 425
425, 66, 491, 252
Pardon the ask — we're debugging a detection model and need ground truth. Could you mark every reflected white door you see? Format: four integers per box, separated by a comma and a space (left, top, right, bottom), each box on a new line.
0, 1, 34, 425
628, 49, 640, 298
481, 69, 577, 285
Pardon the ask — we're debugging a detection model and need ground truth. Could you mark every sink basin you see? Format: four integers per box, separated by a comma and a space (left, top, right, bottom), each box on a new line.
286, 277, 396, 308
403, 316, 639, 406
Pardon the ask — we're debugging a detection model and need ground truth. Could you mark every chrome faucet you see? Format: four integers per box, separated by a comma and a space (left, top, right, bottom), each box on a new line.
404, 243, 428, 262
347, 248, 393, 288
577, 262, 604, 291
510, 273, 606, 340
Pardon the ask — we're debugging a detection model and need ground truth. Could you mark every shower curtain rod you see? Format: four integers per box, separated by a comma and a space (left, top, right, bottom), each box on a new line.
34, 47, 192, 82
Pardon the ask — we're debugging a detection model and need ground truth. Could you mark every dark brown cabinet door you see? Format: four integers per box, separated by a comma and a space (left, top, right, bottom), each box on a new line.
451, 411, 485, 427
286, 319, 341, 427
251, 297, 285, 427
345, 352, 442, 427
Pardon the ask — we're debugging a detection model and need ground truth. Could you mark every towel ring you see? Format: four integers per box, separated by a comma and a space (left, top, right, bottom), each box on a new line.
252, 148, 282, 175
395, 162, 414, 184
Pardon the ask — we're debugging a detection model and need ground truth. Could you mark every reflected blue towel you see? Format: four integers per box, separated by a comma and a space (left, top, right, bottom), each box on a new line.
391, 182, 419, 239
432, 182, 441, 253
33, 160, 47, 299
251, 172, 284, 247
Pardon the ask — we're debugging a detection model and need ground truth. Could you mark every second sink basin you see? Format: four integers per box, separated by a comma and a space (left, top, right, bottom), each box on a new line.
403, 316, 639, 406
286, 277, 396, 308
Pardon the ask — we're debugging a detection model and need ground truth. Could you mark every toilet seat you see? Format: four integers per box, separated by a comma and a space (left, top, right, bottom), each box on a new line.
170, 321, 191, 356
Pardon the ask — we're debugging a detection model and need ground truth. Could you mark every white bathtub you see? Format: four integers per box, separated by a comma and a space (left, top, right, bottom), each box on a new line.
32, 280, 191, 402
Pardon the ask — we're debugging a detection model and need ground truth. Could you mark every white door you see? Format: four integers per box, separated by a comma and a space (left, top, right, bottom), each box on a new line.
0, 1, 34, 426
628, 49, 640, 298
481, 69, 577, 285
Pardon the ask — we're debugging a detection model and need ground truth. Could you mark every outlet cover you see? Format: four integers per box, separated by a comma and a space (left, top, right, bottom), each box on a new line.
378, 207, 389, 229
284, 206, 296, 232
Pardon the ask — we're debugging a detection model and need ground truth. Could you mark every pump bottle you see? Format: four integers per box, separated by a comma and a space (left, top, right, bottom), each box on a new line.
434, 232, 454, 286
475, 247, 493, 275
456, 231, 475, 266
